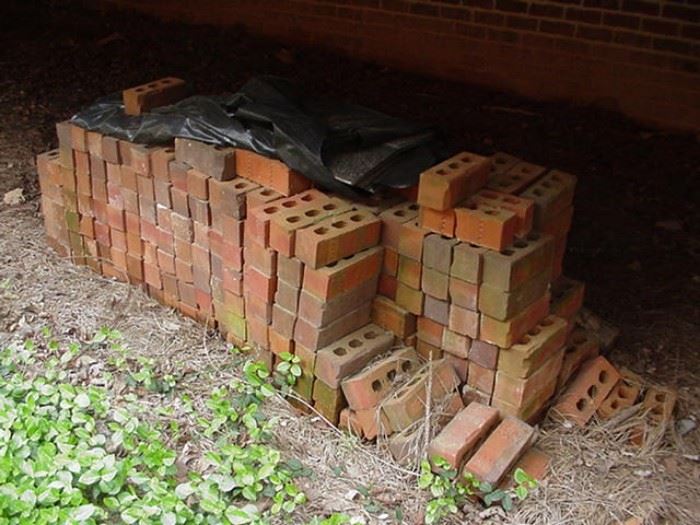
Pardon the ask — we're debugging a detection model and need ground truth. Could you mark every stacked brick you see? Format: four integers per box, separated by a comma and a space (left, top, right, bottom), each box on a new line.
38, 80, 621, 481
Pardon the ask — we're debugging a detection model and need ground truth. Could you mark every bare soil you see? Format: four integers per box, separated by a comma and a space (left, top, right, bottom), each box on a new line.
1, 1, 699, 524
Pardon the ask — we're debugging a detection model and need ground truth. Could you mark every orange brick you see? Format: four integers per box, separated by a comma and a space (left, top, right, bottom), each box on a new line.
297, 276, 378, 328
487, 161, 546, 194
122, 77, 187, 116
379, 201, 420, 249
463, 416, 535, 485
473, 189, 534, 236
558, 328, 600, 390
175, 138, 236, 182
395, 281, 424, 315
498, 315, 567, 378
397, 220, 428, 261
245, 186, 284, 210
448, 305, 479, 339
383, 247, 399, 276
371, 296, 416, 339
397, 255, 422, 289
493, 349, 563, 409
419, 206, 456, 237
455, 203, 518, 251
552, 356, 620, 427
480, 292, 550, 348
293, 303, 371, 351
481, 232, 554, 292
417, 152, 491, 211
302, 246, 383, 301
235, 148, 311, 196
378, 273, 397, 300
247, 189, 325, 246
598, 369, 642, 420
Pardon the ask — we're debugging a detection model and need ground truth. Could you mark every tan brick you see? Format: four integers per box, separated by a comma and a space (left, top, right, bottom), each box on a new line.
417, 152, 491, 211
498, 315, 567, 378
448, 305, 479, 339
480, 292, 550, 348
481, 233, 554, 291
450, 242, 486, 283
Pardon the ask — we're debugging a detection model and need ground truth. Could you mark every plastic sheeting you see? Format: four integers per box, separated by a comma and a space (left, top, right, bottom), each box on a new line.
71, 76, 446, 197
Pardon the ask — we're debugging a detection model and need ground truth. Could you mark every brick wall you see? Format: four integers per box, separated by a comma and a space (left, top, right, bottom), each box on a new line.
106, 0, 700, 130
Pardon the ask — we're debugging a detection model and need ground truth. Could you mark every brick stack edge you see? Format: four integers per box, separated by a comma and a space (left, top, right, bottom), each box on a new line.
36, 79, 601, 483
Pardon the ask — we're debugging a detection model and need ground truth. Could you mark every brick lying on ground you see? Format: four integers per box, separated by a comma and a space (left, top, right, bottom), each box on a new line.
40, 87, 601, 479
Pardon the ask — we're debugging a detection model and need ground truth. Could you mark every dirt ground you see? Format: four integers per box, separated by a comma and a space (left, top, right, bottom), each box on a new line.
0, 1, 699, 524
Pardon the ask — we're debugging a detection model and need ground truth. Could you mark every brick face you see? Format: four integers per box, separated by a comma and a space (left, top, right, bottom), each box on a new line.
103, 0, 700, 130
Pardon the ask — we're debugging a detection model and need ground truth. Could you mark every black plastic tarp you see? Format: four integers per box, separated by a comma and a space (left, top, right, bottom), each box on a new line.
71, 76, 446, 197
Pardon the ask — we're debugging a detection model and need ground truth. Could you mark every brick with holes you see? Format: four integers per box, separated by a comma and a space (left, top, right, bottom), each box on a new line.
381, 359, 460, 432
598, 369, 642, 420
428, 402, 500, 471
552, 356, 620, 427
481, 233, 554, 292
557, 328, 600, 390
209, 177, 259, 219
296, 209, 381, 268
314, 324, 394, 389
341, 347, 420, 410
489, 152, 520, 175
498, 315, 567, 378
417, 152, 491, 211
247, 189, 325, 246
473, 189, 534, 236
519, 170, 577, 229
493, 348, 563, 409
123, 77, 187, 116
487, 161, 546, 194
480, 292, 550, 348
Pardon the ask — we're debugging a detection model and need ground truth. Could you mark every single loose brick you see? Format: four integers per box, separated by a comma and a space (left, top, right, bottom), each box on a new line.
463, 416, 535, 485
123, 77, 187, 116
552, 356, 620, 427
381, 359, 460, 432
314, 324, 394, 389
558, 328, 600, 390
597, 369, 642, 420
341, 347, 419, 410
428, 402, 500, 470
417, 152, 491, 211
455, 203, 518, 251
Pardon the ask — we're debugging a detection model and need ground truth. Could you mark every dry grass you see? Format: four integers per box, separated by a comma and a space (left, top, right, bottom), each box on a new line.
1, 203, 699, 525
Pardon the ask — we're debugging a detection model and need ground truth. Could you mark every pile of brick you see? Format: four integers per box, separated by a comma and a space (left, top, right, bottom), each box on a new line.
38, 78, 671, 487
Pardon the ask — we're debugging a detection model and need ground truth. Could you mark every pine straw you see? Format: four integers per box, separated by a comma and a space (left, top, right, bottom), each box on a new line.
1, 203, 699, 524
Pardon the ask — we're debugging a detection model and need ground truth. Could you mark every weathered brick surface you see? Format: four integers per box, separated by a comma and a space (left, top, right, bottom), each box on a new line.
174, 138, 236, 181
493, 349, 563, 409
428, 402, 500, 470
379, 201, 419, 250
499, 315, 567, 378
473, 189, 534, 236
442, 329, 471, 359
342, 347, 420, 410
123, 77, 187, 116
463, 416, 535, 485
294, 302, 371, 351
235, 148, 311, 196
397, 255, 422, 290
520, 170, 577, 229
481, 233, 554, 291
557, 328, 600, 390
417, 152, 491, 211
598, 369, 642, 420
480, 292, 550, 348
552, 356, 620, 427
487, 161, 546, 195
450, 242, 486, 283
467, 361, 496, 396
298, 275, 378, 327
371, 296, 417, 339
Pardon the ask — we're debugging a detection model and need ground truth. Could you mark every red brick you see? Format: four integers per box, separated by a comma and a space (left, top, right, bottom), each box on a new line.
295, 209, 381, 268
123, 77, 187, 116
302, 246, 383, 301
271, 304, 295, 337
423, 234, 460, 274
448, 304, 479, 339
245, 186, 284, 210
189, 196, 210, 225
101, 136, 120, 164
371, 296, 416, 339
69, 123, 87, 152
274, 280, 300, 312
268, 328, 294, 356
467, 361, 496, 395
293, 302, 371, 351
444, 353, 469, 383
244, 241, 277, 276
502, 448, 550, 488
395, 281, 424, 315
247, 189, 325, 246
315, 324, 394, 388
550, 276, 585, 325
449, 277, 479, 310
455, 203, 518, 251
383, 247, 399, 276
270, 198, 351, 257
246, 292, 273, 323
552, 356, 620, 426
130, 145, 153, 177
424, 295, 450, 325
247, 316, 270, 350
152, 147, 175, 180
416, 338, 443, 361
598, 369, 642, 420
428, 402, 500, 470
168, 160, 189, 192
187, 169, 210, 200
417, 152, 491, 211
442, 329, 471, 359
381, 359, 460, 432
341, 347, 419, 410
298, 276, 378, 328
422, 267, 449, 300
463, 417, 535, 485
235, 148, 311, 195
417, 317, 444, 348
209, 177, 259, 218
378, 273, 398, 300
